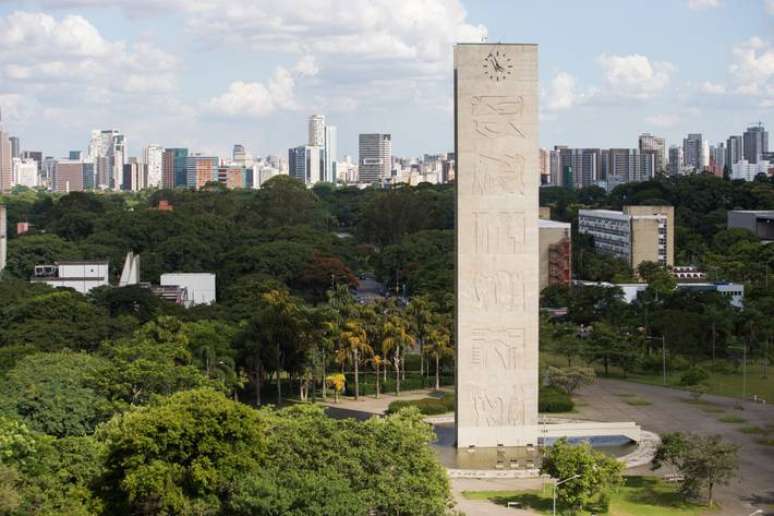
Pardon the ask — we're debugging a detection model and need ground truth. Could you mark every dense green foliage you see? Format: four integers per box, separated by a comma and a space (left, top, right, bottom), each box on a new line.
386, 392, 455, 415
538, 386, 575, 413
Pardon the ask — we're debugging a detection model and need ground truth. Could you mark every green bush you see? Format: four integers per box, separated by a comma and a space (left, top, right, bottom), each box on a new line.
539, 386, 574, 413
670, 355, 691, 371
386, 397, 450, 415
679, 366, 709, 386
708, 361, 735, 374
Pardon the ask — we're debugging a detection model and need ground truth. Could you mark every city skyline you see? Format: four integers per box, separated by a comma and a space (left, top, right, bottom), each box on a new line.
0, 1, 772, 158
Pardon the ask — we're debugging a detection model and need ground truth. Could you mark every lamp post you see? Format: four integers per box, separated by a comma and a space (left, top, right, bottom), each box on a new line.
640, 327, 667, 385
553, 474, 581, 516
729, 344, 748, 400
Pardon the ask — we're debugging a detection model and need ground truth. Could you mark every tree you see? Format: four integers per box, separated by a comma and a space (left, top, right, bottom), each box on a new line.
424, 322, 453, 390
4, 234, 81, 279
97, 317, 211, 405
326, 373, 346, 403
183, 320, 240, 394
381, 314, 416, 396
583, 322, 627, 377
540, 438, 624, 513
367, 355, 384, 398
96, 388, 269, 515
0, 352, 115, 437
652, 432, 739, 506
336, 320, 373, 400
407, 295, 434, 379
545, 366, 596, 395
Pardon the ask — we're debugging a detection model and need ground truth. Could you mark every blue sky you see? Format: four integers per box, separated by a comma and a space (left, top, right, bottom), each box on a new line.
0, 0, 771, 160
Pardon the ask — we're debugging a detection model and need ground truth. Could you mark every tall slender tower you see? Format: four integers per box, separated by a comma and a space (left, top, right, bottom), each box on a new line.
455, 43, 539, 447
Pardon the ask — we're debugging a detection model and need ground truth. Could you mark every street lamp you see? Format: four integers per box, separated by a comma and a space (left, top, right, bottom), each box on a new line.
640, 327, 667, 386
729, 344, 748, 400
553, 474, 581, 516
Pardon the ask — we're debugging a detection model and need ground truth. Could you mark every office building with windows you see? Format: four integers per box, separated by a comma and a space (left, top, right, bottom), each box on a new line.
578, 205, 674, 270
358, 133, 392, 183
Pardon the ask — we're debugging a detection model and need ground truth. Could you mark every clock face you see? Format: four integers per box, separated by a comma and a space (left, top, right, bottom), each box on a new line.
482, 50, 513, 82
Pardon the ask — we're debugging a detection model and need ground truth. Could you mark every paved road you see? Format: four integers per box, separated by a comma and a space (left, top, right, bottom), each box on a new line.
573, 378, 774, 516
355, 276, 385, 303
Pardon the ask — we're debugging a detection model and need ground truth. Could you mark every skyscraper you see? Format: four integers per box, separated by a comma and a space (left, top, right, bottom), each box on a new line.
185, 155, 219, 189
683, 133, 706, 171
726, 135, 743, 168
743, 123, 768, 164
9, 136, 19, 159
308, 114, 325, 147
710, 143, 726, 177
0, 110, 11, 193
232, 144, 247, 165
288, 145, 321, 185
144, 144, 163, 188
358, 133, 392, 183
324, 125, 337, 183
668, 145, 684, 176
162, 148, 188, 189
639, 133, 666, 174
87, 129, 126, 190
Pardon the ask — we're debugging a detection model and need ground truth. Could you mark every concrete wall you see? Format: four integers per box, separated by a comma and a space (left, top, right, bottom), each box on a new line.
455, 43, 539, 447
161, 273, 216, 306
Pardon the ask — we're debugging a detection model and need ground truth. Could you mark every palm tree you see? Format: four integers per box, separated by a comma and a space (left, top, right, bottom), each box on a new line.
336, 320, 373, 400
424, 323, 453, 390
381, 314, 416, 396
367, 355, 384, 398
257, 289, 305, 405
407, 295, 434, 380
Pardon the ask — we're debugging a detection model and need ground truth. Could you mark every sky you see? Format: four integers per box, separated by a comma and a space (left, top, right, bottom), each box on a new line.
0, 0, 772, 160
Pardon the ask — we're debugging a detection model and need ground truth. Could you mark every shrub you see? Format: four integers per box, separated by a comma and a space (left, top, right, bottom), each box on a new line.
670, 355, 691, 371
708, 361, 735, 374
539, 386, 574, 413
679, 366, 709, 386
386, 397, 450, 416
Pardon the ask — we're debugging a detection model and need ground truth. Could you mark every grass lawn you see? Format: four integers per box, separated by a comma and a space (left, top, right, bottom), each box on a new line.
540, 352, 774, 401
717, 415, 747, 423
463, 476, 710, 515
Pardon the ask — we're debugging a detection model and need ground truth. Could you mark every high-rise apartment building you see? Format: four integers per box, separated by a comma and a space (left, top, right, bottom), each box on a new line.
308, 114, 326, 147
710, 143, 726, 177
12, 158, 38, 188
21, 151, 42, 173
0, 110, 11, 193
683, 133, 707, 171
578, 205, 674, 270
123, 158, 146, 191
162, 148, 188, 189
358, 134, 392, 183
668, 145, 684, 176
743, 123, 768, 164
53, 160, 88, 193
538, 148, 550, 184
324, 125, 337, 183
144, 145, 163, 188
232, 144, 247, 165
726, 135, 743, 168
639, 133, 666, 173
87, 129, 126, 189
9, 136, 19, 159
185, 155, 219, 189
288, 145, 321, 185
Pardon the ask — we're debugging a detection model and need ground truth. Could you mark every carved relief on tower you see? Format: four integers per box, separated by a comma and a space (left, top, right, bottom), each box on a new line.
474, 211, 525, 254
469, 328, 525, 370
466, 153, 525, 196
470, 95, 527, 140
461, 270, 525, 312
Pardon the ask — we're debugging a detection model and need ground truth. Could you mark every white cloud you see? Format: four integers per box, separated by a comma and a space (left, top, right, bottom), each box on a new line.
205, 57, 318, 118
546, 72, 579, 111
699, 81, 726, 94
0, 11, 178, 95
645, 113, 680, 128
597, 54, 675, 98
729, 37, 774, 99
687, 0, 720, 10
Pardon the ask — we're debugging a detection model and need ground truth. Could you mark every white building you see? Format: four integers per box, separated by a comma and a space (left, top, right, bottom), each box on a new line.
579, 281, 744, 308
144, 144, 163, 188
308, 114, 325, 147
324, 125, 337, 183
12, 158, 38, 188
31, 261, 109, 294
87, 129, 126, 190
731, 159, 771, 181
160, 273, 216, 307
